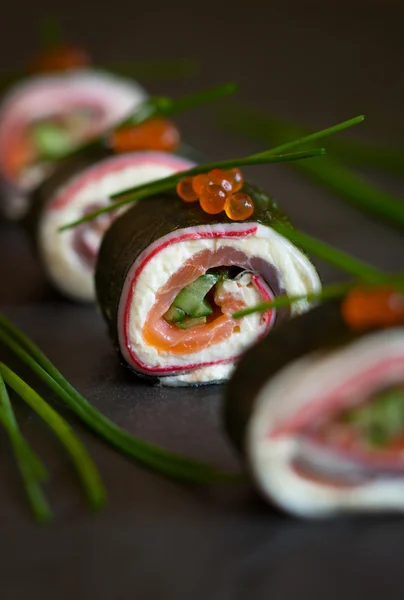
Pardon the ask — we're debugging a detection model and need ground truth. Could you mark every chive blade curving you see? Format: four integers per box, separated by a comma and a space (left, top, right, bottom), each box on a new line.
58, 147, 326, 231
232, 281, 355, 318
220, 106, 404, 176
0, 373, 51, 523
220, 107, 404, 228
0, 364, 106, 511
0, 315, 240, 484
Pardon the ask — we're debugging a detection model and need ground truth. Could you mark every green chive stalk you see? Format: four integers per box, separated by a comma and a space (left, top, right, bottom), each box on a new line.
0, 363, 106, 511
219, 107, 404, 227
59, 147, 326, 230
0, 373, 52, 523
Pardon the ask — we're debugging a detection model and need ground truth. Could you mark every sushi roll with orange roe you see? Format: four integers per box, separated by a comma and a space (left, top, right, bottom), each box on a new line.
225, 286, 404, 517
95, 180, 321, 386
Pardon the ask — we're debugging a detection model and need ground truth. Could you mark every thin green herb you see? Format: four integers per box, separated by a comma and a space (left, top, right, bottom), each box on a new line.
220, 106, 404, 176
219, 107, 404, 227
0, 373, 51, 523
0, 363, 106, 511
272, 223, 404, 287
0, 314, 240, 484
232, 281, 355, 318
58, 147, 326, 231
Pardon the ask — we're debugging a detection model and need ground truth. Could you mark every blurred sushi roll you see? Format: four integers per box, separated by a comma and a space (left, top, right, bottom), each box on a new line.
225, 287, 404, 518
28, 149, 195, 302
0, 69, 147, 219
95, 183, 321, 386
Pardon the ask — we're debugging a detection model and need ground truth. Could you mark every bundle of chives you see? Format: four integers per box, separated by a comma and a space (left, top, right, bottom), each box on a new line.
0, 312, 241, 520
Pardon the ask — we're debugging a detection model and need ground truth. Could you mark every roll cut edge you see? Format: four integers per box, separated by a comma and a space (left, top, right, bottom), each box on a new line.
95, 184, 321, 386
0, 69, 147, 219
225, 297, 404, 517
29, 150, 196, 302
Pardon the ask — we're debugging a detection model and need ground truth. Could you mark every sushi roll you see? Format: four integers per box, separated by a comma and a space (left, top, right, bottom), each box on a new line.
0, 69, 147, 219
29, 150, 196, 302
225, 286, 404, 517
95, 182, 321, 386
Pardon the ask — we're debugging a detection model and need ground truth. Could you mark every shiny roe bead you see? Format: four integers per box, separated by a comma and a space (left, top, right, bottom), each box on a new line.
224, 192, 254, 220
111, 118, 180, 153
227, 168, 244, 192
199, 184, 227, 214
176, 176, 199, 203
192, 173, 211, 195
208, 169, 233, 194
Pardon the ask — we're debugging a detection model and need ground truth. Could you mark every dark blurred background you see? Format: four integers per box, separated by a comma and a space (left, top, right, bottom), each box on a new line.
1, 3, 404, 599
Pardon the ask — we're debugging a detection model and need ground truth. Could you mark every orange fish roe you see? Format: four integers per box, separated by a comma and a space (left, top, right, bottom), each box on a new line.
192, 173, 211, 195
29, 45, 91, 74
208, 169, 233, 193
224, 192, 254, 220
199, 184, 227, 214
177, 167, 254, 220
176, 176, 199, 203
342, 286, 404, 330
227, 168, 244, 192
111, 118, 180, 153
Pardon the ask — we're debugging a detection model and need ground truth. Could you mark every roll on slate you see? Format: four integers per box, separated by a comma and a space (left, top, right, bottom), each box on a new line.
225, 288, 404, 517
0, 69, 147, 219
28, 150, 195, 302
95, 183, 321, 386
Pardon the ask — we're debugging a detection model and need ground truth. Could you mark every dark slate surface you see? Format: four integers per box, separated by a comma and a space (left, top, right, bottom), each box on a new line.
0, 1, 404, 598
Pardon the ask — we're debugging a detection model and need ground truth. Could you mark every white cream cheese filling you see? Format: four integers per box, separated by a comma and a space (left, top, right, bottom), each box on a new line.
123, 223, 321, 383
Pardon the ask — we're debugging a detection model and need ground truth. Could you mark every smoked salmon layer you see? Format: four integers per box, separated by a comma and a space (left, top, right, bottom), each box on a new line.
225, 298, 404, 518
29, 151, 195, 302
95, 185, 321, 386
0, 70, 146, 219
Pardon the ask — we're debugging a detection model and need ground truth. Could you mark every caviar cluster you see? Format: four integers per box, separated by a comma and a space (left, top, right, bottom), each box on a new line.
176, 168, 254, 220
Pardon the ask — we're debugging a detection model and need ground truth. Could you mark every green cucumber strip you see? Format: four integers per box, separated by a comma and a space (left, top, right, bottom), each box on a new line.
343, 387, 404, 447
164, 306, 186, 323
189, 299, 213, 319
31, 122, 74, 158
177, 317, 207, 329
173, 273, 219, 317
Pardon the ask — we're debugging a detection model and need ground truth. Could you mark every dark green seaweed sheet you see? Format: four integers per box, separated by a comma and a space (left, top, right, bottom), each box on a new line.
95, 182, 290, 360
224, 298, 370, 452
